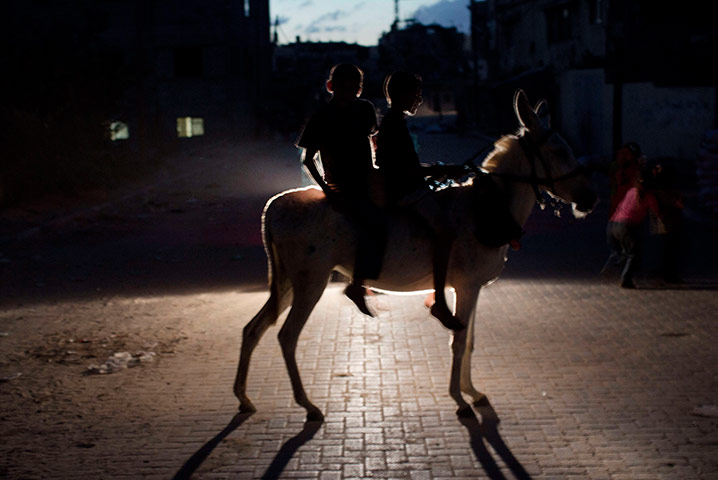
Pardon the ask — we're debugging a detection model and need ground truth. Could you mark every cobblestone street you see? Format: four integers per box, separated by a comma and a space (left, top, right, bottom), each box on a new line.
2, 136, 718, 479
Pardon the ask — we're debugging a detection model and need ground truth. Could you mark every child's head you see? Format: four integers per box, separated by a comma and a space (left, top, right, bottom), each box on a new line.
326, 64, 363, 101
616, 142, 641, 166
384, 71, 423, 115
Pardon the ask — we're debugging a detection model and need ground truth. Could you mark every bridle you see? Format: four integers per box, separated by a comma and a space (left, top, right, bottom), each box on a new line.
463, 129, 586, 208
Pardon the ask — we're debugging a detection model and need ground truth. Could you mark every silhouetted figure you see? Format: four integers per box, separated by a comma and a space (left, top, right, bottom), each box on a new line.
608, 142, 644, 216
603, 178, 662, 288
295, 64, 386, 316
646, 162, 684, 284
375, 71, 462, 330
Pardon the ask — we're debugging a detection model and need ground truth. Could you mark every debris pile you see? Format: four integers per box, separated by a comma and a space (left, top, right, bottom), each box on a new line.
85, 351, 156, 375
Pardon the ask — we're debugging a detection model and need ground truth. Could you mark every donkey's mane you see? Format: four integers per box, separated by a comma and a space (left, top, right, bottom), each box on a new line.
481, 132, 524, 174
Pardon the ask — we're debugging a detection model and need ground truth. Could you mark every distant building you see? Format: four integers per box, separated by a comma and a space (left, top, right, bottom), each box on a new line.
7, 0, 272, 149
270, 21, 473, 137
271, 40, 379, 136
378, 22, 471, 123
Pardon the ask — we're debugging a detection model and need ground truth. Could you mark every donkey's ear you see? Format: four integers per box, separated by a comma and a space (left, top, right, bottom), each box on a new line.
534, 99, 551, 129
514, 89, 541, 132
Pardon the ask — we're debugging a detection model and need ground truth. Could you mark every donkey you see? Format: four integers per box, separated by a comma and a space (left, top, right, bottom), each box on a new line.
234, 90, 596, 420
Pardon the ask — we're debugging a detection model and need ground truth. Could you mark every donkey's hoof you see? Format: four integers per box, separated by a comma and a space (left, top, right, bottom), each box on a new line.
306, 409, 325, 422
456, 405, 475, 418
239, 401, 257, 414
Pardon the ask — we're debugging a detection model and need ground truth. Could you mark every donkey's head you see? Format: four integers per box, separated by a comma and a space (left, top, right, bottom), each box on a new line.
512, 89, 597, 216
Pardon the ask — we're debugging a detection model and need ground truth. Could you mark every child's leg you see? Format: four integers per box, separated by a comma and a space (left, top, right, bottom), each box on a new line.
413, 194, 462, 330
344, 282, 373, 316
429, 231, 462, 330
342, 196, 387, 317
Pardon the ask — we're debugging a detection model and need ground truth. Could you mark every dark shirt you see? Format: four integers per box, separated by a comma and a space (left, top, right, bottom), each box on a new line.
296, 98, 377, 196
375, 108, 427, 204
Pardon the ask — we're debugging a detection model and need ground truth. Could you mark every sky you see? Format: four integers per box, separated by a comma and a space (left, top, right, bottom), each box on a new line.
270, 0, 472, 46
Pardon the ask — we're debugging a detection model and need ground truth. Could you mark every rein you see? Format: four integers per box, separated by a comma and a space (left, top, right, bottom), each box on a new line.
462, 130, 585, 208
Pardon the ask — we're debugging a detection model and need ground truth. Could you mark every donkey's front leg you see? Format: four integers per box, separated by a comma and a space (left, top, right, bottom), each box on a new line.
449, 327, 473, 417
448, 284, 482, 416
459, 293, 487, 406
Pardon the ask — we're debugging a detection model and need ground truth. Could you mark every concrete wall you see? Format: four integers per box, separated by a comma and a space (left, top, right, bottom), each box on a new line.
558, 69, 613, 158
622, 83, 716, 163
557, 71, 716, 167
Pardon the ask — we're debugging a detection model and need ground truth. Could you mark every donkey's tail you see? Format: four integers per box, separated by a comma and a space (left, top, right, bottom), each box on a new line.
233, 198, 292, 406
261, 198, 292, 317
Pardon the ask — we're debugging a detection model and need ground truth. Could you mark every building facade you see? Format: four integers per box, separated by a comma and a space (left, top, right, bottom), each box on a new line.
7, 0, 272, 149
472, 0, 717, 171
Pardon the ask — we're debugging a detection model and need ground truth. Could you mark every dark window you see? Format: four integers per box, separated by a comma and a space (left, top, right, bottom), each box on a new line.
174, 47, 203, 77
545, 4, 574, 44
588, 0, 603, 25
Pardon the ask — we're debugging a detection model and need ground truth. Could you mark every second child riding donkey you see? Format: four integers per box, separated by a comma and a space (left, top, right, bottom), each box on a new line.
375, 71, 523, 329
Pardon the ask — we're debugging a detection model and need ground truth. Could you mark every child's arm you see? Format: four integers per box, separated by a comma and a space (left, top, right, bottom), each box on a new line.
301, 148, 334, 198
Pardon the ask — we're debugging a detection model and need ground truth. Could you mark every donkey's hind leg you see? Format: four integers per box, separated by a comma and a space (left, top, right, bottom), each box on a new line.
234, 286, 292, 413
278, 276, 329, 421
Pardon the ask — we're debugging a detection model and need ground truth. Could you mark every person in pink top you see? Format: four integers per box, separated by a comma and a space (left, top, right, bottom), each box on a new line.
603, 178, 662, 288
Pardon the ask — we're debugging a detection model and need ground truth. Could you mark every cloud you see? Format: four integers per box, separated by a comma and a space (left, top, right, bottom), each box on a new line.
305, 24, 347, 34
299, 0, 313, 7
300, 9, 351, 37
411, 0, 470, 32
312, 9, 349, 25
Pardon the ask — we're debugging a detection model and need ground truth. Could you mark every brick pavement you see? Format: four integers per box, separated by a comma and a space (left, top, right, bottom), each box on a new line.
3, 134, 718, 479
2, 211, 718, 479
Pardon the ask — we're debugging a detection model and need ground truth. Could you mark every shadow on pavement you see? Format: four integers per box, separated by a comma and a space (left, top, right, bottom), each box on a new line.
172, 415, 323, 480
260, 419, 324, 480
172, 411, 254, 480
458, 398, 533, 480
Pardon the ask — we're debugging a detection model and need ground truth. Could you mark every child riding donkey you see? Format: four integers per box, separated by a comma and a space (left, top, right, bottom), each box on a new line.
297, 64, 521, 328
375, 71, 522, 329
295, 64, 385, 316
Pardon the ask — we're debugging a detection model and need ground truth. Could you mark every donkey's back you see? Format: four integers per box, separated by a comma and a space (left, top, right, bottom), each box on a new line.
263, 186, 356, 287
263, 185, 506, 295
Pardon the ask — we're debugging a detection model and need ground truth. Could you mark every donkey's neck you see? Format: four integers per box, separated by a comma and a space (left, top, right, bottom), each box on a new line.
484, 135, 540, 228
509, 181, 538, 227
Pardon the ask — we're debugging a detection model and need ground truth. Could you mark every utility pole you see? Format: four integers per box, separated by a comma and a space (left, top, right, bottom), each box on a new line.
393, 0, 399, 30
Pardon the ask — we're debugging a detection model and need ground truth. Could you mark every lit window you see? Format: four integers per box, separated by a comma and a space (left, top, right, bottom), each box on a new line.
177, 117, 205, 138
110, 121, 129, 141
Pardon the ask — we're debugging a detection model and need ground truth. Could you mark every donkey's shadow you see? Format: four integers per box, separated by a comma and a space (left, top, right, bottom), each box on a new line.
173, 401, 531, 480
172, 412, 254, 480
460, 399, 533, 480
171, 413, 322, 480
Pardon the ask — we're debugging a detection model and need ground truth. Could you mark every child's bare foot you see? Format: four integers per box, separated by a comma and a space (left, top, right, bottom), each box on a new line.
344, 284, 375, 317
430, 302, 463, 330
424, 292, 435, 309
